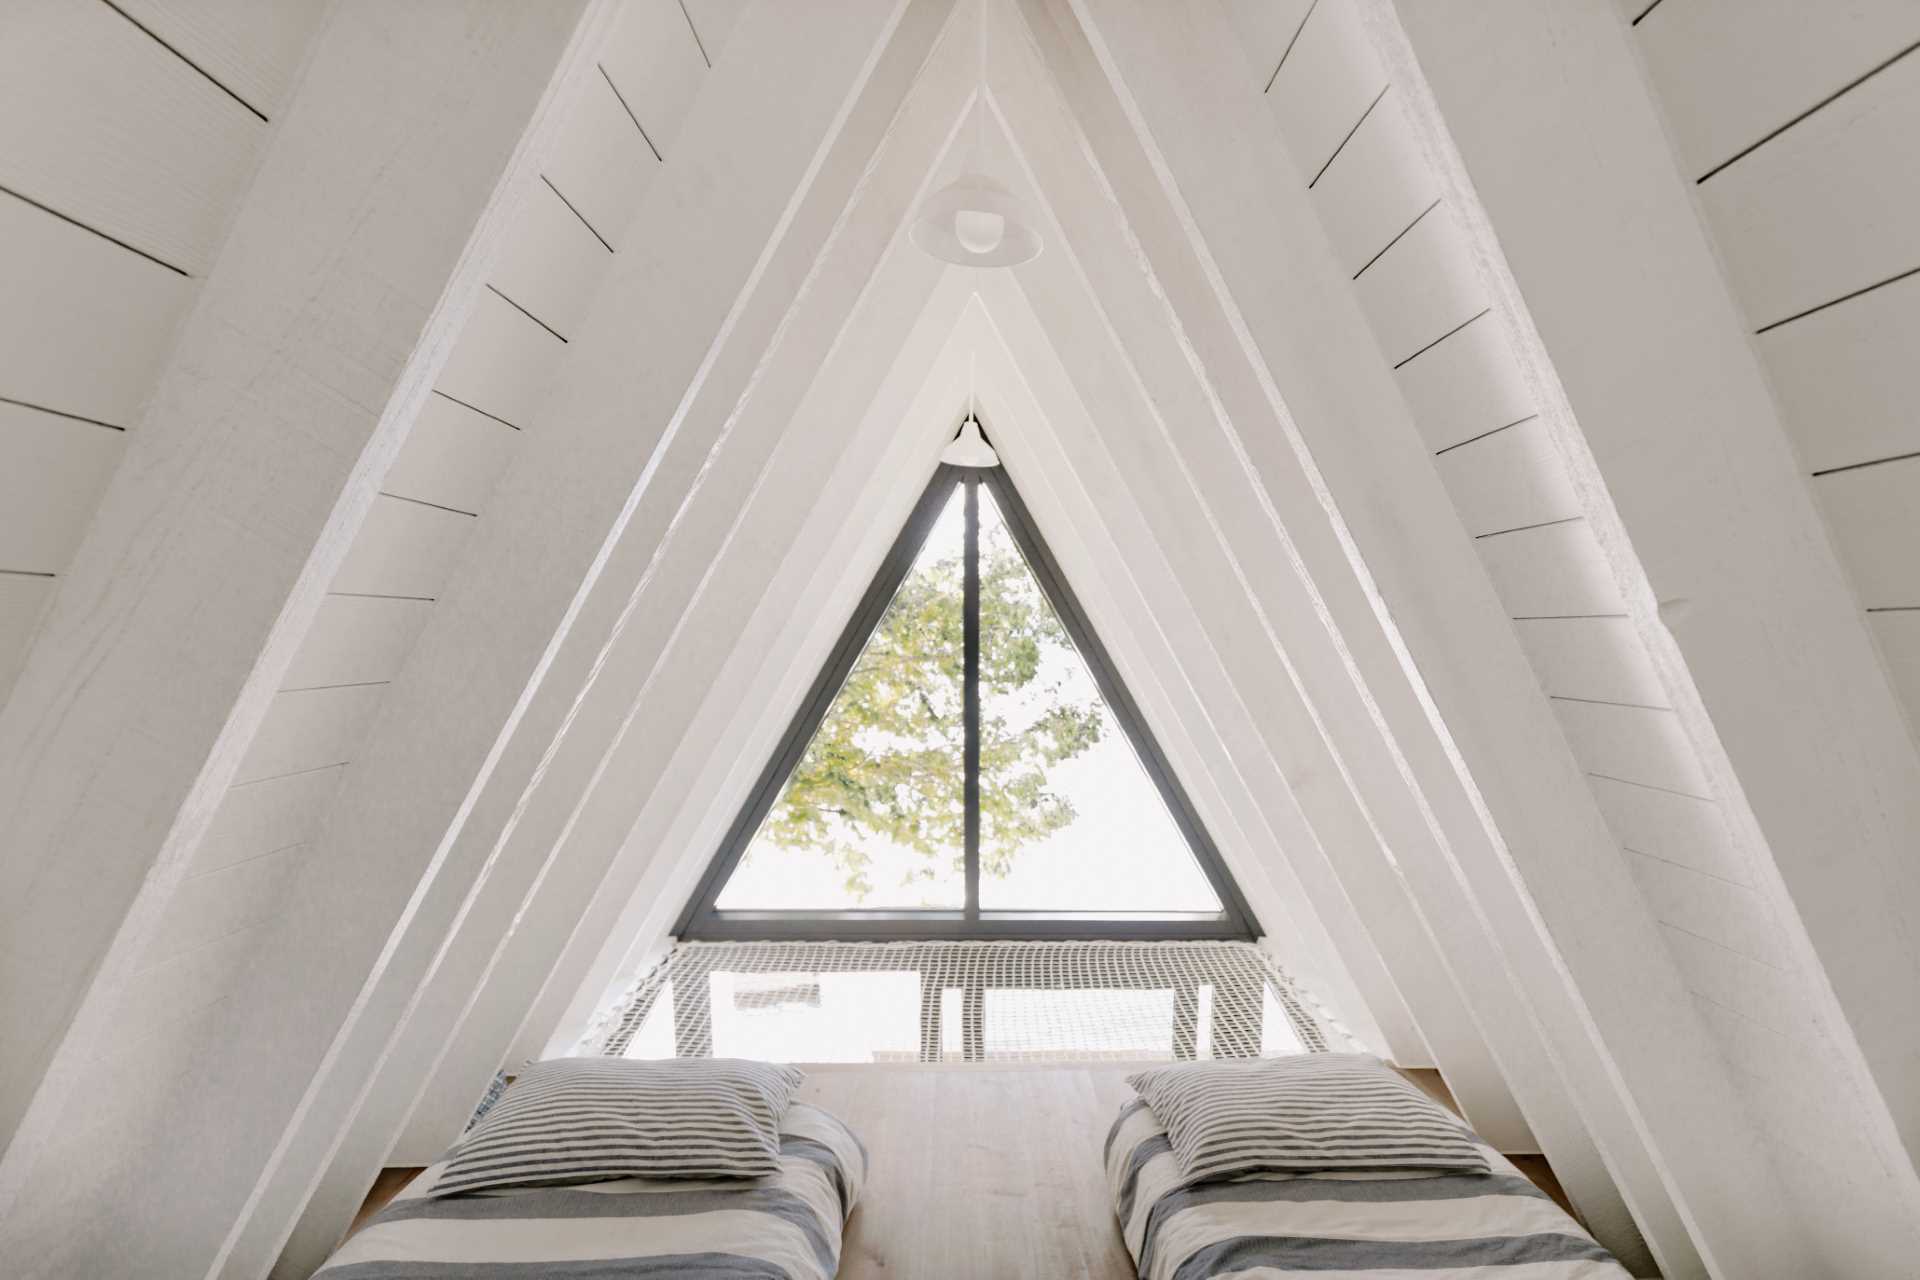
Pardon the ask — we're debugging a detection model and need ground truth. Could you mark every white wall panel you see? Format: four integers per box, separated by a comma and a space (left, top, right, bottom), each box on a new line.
1220, 0, 1314, 89
437, 290, 568, 433
1814, 455, 1920, 605
1264, 0, 1384, 182
112, 0, 329, 119
1587, 773, 1747, 887
489, 181, 614, 343
282, 595, 433, 692
232, 684, 385, 786
544, 71, 661, 251
143, 844, 303, 967
1554, 698, 1714, 798
1635, 0, 1920, 178
1394, 315, 1534, 454
1351, 209, 1483, 367
601, 0, 708, 158
1474, 519, 1625, 618
1659, 921, 1803, 1038
383, 395, 521, 519
331, 494, 479, 601
196, 764, 344, 876
0, 403, 125, 572
1761, 269, 1920, 473
1872, 610, 1920, 738
0, 574, 53, 701
1512, 617, 1668, 709
0, 0, 265, 274
1307, 99, 1435, 277
1433, 417, 1579, 538
0, 196, 193, 429
680, 0, 749, 65
1696, 51, 1920, 326
1624, 850, 1789, 968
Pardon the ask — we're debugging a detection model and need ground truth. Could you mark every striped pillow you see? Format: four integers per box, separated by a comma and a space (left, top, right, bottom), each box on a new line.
1127, 1053, 1490, 1184
431, 1057, 805, 1197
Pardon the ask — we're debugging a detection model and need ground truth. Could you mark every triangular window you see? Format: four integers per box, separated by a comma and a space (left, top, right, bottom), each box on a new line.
676, 452, 1256, 939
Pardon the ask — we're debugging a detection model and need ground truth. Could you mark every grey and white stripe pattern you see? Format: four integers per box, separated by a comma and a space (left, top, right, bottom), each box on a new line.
1128, 1053, 1490, 1184
1106, 1098, 1629, 1279
433, 1057, 806, 1197
316, 1103, 866, 1279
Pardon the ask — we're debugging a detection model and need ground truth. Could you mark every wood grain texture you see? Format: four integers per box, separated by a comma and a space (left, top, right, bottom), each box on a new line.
1633, 0, 1920, 177
0, 194, 192, 428
0, 0, 266, 273
112, 0, 329, 119
800, 1064, 1143, 1280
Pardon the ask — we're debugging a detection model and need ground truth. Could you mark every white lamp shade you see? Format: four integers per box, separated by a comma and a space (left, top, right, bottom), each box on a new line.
912, 175, 1041, 267
941, 418, 1000, 468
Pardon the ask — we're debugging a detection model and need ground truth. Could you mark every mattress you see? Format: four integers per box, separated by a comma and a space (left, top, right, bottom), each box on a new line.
1106, 1098, 1632, 1279
315, 1102, 865, 1279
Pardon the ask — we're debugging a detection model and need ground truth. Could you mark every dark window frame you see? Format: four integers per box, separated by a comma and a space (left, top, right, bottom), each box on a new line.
675, 455, 1259, 941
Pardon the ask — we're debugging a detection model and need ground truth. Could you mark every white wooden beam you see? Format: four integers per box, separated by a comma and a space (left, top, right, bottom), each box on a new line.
260, 57, 981, 1266
0, 0, 598, 1227
1387, 0, 1920, 1259
1048, 0, 1828, 1271
0, 3, 941, 1277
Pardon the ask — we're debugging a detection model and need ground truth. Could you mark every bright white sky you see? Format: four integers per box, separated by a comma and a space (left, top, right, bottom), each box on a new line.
716, 483, 1221, 914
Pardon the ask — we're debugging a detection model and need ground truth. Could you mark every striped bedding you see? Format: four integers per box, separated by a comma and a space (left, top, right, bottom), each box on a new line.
315, 1103, 865, 1279
1106, 1098, 1632, 1279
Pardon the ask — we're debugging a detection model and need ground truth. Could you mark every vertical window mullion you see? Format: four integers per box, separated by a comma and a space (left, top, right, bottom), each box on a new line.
962, 474, 981, 919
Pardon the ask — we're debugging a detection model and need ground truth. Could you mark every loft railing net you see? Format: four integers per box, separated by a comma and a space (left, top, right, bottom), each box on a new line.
591, 939, 1334, 1064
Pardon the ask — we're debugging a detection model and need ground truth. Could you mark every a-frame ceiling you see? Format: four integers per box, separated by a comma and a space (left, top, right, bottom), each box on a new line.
2, 2, 1919, 1278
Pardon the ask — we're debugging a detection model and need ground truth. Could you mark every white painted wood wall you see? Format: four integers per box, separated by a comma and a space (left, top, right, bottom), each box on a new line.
4, 1, 1920, 1277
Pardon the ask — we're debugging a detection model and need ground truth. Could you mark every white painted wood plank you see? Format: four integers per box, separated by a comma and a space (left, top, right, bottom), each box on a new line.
0, 194, 193, 428
330, 494, 479, 601
1813, 454, 1920, 606
1760, 269, 1920, 472
0, 0, 265, 274
1352, 207, 1483, 367
1633, 0, 1920, 178
0, 403, 125, 573
111, 0, 329, 118
680, 0, 748, 65
544, 70, 662, 252
1871, 610, 1920, 740
100, 924, 267, 1070
601, 0, 709, 159
196, 764, 343, 876
1658, 921, 1803, 1039
1307, 96, 1437, 277
436, 288, 567, 433
0, 574, 53, 702
0, 9, 601, 1265
1474, 518, 1625, 618
1264, 0, 1386, 182
1698, 50, 1920, 327
1219, 0, 1315, 89
383, 394, 521, 519
489, 180, 613, 343
1393, 311, 1534, 454
1432, 417, 1579, 538
1512, 615, 1667, 709
144, 843, 303, 966
231, 684, 385, 786
1554, 698, 1714, 798
1588, 772, 1747, 886
1625, 850, 1790, 969
282, 595, 433, 692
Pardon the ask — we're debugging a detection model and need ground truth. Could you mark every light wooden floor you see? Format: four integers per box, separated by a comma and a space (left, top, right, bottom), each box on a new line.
799, 1064, 1141, 1280
350, 1062, 1576, 1276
